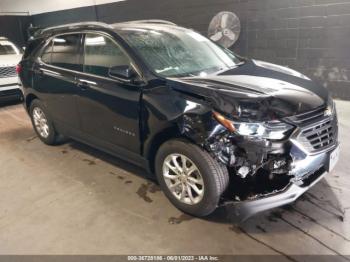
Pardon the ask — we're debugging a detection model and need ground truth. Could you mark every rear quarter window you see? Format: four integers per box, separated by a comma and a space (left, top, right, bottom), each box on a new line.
51, 34, 82, 71
23, 39, 43, 59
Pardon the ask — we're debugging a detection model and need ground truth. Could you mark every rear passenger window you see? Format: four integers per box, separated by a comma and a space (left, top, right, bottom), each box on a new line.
84, 33, 130, 77
51, 34, 82, 71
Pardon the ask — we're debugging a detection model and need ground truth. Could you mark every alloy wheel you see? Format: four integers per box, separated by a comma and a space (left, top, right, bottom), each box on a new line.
32, 107, 50, 138
162, 154, 205, 205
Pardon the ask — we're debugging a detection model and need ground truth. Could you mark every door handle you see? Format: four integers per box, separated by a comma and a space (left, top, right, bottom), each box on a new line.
76, 79, 96, 90
34, 69, 44, 76
76, 81, 89, 90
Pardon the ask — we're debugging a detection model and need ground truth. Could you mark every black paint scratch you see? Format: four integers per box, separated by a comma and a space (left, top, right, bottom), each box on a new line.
292, 207, 350, 242
308, 192, 344, 215
303, 193, 344, 222
256, 225, 267, 233
278, 215, 350, 261
238, 227, 298, 262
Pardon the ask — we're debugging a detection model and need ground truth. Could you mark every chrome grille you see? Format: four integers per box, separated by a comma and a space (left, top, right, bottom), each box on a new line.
288, 106, 338, 153
299, 119, 336, 152
0, 66, 16, 78
287, 107, 326, 125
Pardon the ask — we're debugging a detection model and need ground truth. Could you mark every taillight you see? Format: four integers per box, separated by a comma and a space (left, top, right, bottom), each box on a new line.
16, 64, 22, 74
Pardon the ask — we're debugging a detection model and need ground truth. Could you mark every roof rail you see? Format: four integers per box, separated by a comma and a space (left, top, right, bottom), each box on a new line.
33, 21, 113, 38
121, 20, 177, 26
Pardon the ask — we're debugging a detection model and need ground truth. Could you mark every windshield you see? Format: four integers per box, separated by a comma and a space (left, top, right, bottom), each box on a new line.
119, 27, 241, 77
0, 41, 21, 55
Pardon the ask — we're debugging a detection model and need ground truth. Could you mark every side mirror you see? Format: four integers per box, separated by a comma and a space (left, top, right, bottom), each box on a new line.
109, 65, 137, 81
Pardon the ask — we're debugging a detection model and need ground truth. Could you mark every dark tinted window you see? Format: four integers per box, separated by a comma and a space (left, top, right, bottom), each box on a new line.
41, 41, 53, 63
84, 33, 130, 77
51, 34, 82, 71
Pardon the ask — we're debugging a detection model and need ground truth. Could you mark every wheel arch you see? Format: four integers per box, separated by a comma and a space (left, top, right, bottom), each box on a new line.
144, 125, 194, 173
25, 93, 38, 112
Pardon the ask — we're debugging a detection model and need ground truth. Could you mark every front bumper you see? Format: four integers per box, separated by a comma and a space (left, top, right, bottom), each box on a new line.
0, 83, 22, 102
228, 141, 339, 223
0, 76, 22, 101
222, 106, 340, 222
230, 168, 327, 222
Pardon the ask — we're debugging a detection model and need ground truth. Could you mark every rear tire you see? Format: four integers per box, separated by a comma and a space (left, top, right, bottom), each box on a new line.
29, 99, 61, 145
155, 139, 229, 217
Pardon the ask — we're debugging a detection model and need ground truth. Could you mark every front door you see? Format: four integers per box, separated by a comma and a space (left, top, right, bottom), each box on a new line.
76, 33, 142, 154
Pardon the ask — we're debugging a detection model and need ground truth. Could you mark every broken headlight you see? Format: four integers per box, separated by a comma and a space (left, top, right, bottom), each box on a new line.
233, 121, 294, 140
213, 111, 294, 140
327, 96, 336, 117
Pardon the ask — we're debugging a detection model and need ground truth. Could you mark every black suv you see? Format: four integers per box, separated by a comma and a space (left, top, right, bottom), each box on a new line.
19, 21, 339, 221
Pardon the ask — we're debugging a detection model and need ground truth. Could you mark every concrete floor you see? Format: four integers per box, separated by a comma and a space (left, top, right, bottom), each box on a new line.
0, 100, 349, 256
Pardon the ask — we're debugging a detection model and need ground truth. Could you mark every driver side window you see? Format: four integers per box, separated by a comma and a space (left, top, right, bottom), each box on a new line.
83, 33, 131, 77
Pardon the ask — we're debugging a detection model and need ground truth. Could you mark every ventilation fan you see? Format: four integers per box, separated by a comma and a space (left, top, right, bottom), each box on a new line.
208, 11, 241, 48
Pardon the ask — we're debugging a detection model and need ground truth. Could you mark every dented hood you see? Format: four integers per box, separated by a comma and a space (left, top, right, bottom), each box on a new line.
166, 60, 329, 121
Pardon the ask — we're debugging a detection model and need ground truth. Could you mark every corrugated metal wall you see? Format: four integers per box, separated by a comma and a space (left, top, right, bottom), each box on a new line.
2, 0, 350, 99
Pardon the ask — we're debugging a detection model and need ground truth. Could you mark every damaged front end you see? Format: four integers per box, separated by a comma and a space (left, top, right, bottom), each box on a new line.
182, 101, 339, 222
205, 112, 294, 200
164, 64, 339, 221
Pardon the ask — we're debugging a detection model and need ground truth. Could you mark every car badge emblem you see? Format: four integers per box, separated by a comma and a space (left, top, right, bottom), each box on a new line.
324, 106, 332, 117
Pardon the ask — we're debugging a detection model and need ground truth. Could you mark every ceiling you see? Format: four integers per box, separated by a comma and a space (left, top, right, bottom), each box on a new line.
0, 0, 126, 15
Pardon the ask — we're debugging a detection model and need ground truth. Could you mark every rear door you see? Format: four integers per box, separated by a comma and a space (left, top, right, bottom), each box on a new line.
33, 33, 83, 131
75, 32, 142, 154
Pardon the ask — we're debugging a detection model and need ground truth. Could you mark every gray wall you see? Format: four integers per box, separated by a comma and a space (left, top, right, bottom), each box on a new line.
26, 0, 350, 99
0, 15, 30, 47
244, 0, 350, 99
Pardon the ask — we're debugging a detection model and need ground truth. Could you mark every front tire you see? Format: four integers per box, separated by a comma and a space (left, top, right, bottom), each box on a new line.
155, 139, 229, 217
29, 99, 60, 145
